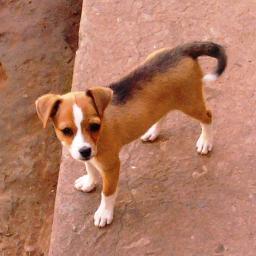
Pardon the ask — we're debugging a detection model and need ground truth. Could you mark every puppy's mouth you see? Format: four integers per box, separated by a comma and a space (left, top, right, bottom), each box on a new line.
78, 152, 96, 161
79, 156, 92, 161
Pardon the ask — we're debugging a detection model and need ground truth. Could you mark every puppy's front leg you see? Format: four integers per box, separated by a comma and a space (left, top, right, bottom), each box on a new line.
74, 161, 98, 192
94, 158, 120, 227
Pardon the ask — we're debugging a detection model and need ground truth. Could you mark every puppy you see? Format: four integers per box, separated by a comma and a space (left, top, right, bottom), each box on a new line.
36, 41, 227, 227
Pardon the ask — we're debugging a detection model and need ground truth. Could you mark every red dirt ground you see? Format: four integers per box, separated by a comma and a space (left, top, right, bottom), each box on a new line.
50, 1, 256, 256
0, 1, 81, 255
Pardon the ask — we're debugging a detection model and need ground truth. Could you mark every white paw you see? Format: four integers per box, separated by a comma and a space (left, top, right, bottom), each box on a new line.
196, 133, 213, 155
141, 126, 160, 142
74, 175, 96, 192
94, 206, 114, 227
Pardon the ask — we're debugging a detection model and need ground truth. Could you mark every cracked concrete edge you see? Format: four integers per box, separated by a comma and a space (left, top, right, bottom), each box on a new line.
71, 0, 88, 91
48, 1, 88, 254
48, 0, 256, 255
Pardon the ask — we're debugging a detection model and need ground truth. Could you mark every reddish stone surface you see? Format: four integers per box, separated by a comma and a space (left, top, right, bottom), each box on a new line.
50, 1, 256, 255
0, 1, 81, 254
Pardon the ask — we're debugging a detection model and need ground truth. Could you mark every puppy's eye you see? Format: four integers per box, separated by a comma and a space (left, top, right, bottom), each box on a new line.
61, 127, 73, 136
89, 123, 101, 132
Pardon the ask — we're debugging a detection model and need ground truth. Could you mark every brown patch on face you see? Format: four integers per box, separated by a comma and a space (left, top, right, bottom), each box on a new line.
52, 95, 76, 146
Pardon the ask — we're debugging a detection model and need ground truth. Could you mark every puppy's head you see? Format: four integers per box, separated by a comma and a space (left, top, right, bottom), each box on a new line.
35, 87, 113, 161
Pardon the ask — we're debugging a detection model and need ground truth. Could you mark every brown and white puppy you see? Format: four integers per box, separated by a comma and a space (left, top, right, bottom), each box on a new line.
36, 41, 227, 227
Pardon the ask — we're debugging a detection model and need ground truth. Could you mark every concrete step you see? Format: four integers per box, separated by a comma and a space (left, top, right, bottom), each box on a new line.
49, 1, 256, 255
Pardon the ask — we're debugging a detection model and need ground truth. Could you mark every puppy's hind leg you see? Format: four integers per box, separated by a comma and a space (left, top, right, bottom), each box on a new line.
195, 112, 213, 155
140, 116, 165, 142
180, 79, 213, 155
182, 106, 213, 155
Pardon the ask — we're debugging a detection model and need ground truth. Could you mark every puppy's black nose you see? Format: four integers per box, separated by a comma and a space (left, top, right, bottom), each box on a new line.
79, 146, 92, 159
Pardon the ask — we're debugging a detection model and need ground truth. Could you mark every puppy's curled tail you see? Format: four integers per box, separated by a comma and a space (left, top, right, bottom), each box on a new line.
181, 41, 227, 82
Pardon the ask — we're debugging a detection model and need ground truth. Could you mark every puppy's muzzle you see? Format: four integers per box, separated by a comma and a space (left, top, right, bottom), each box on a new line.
79, 146, 92, 160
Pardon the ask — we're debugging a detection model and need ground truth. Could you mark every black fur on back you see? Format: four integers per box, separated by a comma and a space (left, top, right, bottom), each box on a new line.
109, 41, 227, 104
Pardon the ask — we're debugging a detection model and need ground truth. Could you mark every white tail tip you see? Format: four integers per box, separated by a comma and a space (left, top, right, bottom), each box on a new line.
203, 73, 218, 82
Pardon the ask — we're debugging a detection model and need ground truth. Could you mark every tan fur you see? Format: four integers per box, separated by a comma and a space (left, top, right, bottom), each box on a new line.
36, 52, 212, 198
95, 58, 211, 195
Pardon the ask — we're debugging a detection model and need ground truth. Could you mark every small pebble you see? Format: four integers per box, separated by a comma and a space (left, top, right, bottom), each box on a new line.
215, 243, 225, 254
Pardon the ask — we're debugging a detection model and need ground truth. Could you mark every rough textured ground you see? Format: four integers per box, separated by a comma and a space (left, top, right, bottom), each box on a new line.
48, 0, 256, 255
0, 1, 81, 255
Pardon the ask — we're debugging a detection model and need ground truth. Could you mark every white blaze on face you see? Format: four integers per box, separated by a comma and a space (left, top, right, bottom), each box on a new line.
70, 104, 91, 160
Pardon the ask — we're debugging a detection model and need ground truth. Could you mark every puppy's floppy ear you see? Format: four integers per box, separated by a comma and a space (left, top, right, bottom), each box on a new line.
86, 87, 113, 117
35, 94, 61, 128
